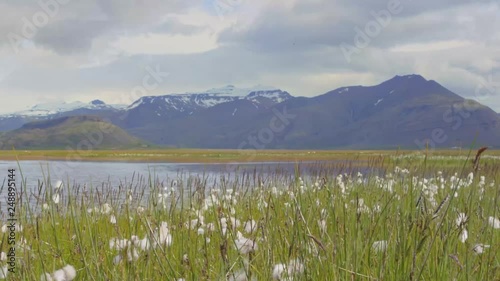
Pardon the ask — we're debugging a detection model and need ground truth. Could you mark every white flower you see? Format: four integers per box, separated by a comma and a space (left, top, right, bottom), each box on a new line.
1, 224, 22, 233
109, 238, 130, 250
243, 220, 257, 234
41, 265, 76, 281
40, 273, 53, 281
488, 216, 500, 229
272, 264, 286, 280
472, 244, 490, 255
234, 231, 257, 255
456, 213, 467, 227
151, 221, 172, 248
273, 259, 305, 280
131, 235, 150, 251
62, 265, 77, 281
101, 203, 112, 215
136, 206, 145, 214
0, 265, 7, 279
52, 193, 60, 204
206, 223, 215, 232
110, 215, 117, 225
54, 180, 63, 190
372, 240, 388, 252
43, 203, 49, 210
318, 220, 327, 233
197, 228, 205, 236
459, 229, 468, 243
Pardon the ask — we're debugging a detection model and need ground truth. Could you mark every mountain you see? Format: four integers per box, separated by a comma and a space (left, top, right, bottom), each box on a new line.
0, 116, 146, 149
3, 100, 124, 117
125, 75, 500, 149
0, 100, 125, 132
119, 86, 292, 128
271, 74, 500, 149
0, 86, 292, 131
0, 76, 499, 149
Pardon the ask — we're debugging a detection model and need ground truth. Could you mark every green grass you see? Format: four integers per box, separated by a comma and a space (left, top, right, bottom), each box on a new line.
2, 152, 500, 280
0, 148, 499, 164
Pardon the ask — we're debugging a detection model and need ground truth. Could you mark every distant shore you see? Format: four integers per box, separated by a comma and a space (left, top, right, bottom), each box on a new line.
0, 149, 497, 163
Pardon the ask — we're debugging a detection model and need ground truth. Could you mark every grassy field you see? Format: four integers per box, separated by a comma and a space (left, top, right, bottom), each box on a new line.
1, 149, 500, 280
0, 148, 499, 163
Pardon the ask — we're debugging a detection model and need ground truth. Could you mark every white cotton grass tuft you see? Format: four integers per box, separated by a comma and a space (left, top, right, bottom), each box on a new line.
472, 244, 490, 255
52, 193, 60, 204
272, 264, 286, 280
156, 222, 172, 247
40, 264, 76, 281
109, 238, 131, 250
372, 240, 388, 252
110, 215, 117, 224
456, 213, 467, 227
234, 231, 258, 255
54, 180, 63, 190
197, 228, 205, 236
0, 265, 8, 279
1, 224, 23, 233
131, 235, 151, 251
459, 229, 468, 243
318, 219, 327, 234
101, 203, 112, 215
272, 259, 305, 280
243, 220, 257, 234
488, 216, 500, 229
40, 273, 53, 281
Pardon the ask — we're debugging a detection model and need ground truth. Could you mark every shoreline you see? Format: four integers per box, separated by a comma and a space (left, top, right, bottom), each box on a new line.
0, 149, 496, 163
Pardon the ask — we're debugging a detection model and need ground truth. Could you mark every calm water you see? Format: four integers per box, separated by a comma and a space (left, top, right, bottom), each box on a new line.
0, 160, 375, 210
0, 160, 308, 187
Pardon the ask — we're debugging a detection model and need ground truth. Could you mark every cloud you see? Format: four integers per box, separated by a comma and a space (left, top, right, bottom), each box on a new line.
0, 0, 499, 114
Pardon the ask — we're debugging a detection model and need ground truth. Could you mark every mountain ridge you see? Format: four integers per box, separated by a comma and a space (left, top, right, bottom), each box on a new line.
0, 75, 499, 149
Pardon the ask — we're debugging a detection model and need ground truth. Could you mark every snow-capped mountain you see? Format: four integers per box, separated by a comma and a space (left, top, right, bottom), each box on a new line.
2, 100, 125, 118
0, 86, 292, 131
127, 85, 292, 112
121, 86, 292, 128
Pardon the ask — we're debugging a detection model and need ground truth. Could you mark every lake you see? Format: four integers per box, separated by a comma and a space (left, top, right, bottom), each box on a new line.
0, 160, 375, 210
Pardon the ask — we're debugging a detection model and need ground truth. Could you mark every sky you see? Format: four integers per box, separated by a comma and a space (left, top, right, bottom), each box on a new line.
0, 0, 499, 114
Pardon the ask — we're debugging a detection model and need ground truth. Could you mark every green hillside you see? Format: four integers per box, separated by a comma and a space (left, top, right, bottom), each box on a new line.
0, 116, 146, 150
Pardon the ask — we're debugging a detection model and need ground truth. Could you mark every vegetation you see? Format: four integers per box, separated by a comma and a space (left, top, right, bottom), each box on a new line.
0, 116, 145, 150
1, 150, 499, 280
0, 148, 499, 164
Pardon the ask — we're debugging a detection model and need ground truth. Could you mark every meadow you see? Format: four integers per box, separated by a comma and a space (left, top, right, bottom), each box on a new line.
0, 149, 499, 280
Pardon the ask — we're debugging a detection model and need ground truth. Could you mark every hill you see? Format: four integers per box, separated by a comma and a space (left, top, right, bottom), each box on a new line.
0, 116, 146, 150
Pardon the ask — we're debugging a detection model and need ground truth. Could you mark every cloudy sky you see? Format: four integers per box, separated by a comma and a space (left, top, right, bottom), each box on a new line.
0, 0, 499, 114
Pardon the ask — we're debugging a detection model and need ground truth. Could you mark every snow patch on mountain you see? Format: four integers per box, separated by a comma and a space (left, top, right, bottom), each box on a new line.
1, 100, 125, 117
127, 86, 292, 112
